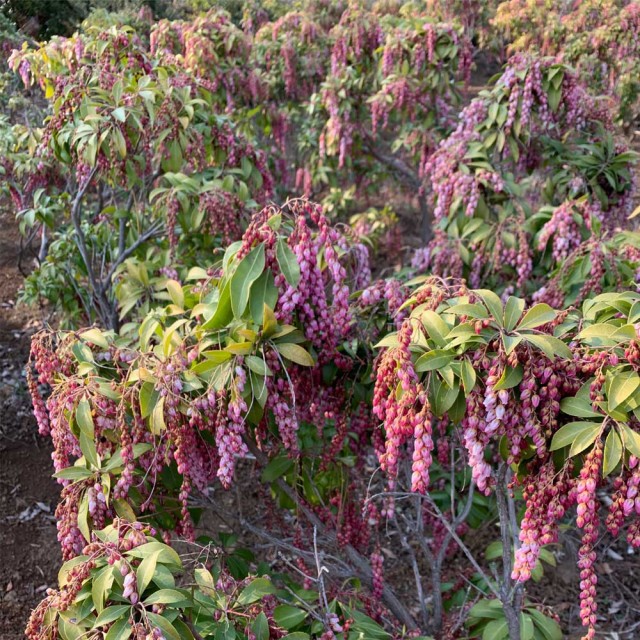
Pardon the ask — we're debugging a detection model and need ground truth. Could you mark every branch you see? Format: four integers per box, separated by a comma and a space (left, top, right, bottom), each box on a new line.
243, 437, 418, 631
70, 166, 114, 326
102, 220, 164, 292
362, 136, 432, 242
495, 464, 522, 640
364, 140, 421, 188
422, 492, 501, 601
395, 516, 428, 628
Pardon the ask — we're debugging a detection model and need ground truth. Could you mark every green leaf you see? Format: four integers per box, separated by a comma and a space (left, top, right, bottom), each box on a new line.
139, 382, 159, 419
76, 398, 94, 439
528, 608, 562, 640
136, 550, 160, 596
603, 428, 622, 477
468, 599, 504, 620
522, 334, 572, 360
445, 303, 488, 319
145, 613, 181, 640
104, 618, 132, 640
374, 333, 399, 349
503, 334, 523, 356
92, 566, 115, 614
54, 466, 94, 481
273, 605, 308, 630
431, 379, 460, 417
578, 323, 618, 343
494, 365, 523, 391
251, 613, 269, 640
608, 372, 640, 412
619, 423, 640, 458
143, 589, 188, 606
261, 455, 295, 482
415, 349, 454, 372
473, 289, 504, 326
231, 245, 266, 318
517, 304, 556, 330
126, 542, 181, 568
460, 359, 476, 394
249, 270, 278, 325
94, 605, 131, 628
275, 343, 314, 367
520, 613, 534, 640
79, 432, 100, 469
81, 328, 109, 349
113, 498, 137, 522
276, 239, 301, 287
420, 310, 450, 347
245, 355, 270, 376
237, 577, 276, 605
166, 280, 184, 309
482, 618, 509, 640
569, 424, 601, 457
151, 396, 166, 435
504, 297, 525, 331
560, 397, 603, 418
201, 282, 233, 331
551, 421, 601, 450
485, 540, 503, 561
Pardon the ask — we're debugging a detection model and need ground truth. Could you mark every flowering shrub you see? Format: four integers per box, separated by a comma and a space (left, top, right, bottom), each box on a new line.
9, 22, 271, 327
493, 0, 640, 124
26, 518, 393, 640
374, 280, 640, 639
422, 53, 638, 304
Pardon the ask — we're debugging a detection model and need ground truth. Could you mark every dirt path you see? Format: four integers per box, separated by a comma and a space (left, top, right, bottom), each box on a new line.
0, 205, 59, 639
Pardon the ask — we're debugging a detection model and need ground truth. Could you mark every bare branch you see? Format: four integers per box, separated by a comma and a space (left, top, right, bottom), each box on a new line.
243, 437, 418, 631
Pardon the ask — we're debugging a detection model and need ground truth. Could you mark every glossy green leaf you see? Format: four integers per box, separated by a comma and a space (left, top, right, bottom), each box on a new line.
237, 577, 276, 605
415, 349, 454, 372
145, 613, 181, 640
527, 609, 562, 640
76, 398, 94, 439
143, 589, 188, 606
104, 618, 132, 640
94, 605, 131, 628
460, 358, 477, 394
569, 424, 602, 457
551, 421, 601, 450
603, 428, 622, 477
136, 550, 160, 596
275, 343, 314, 367
201, 282, 233, 331
276, 239, 301, 287
619, 423, 640, 458
251, 613, 269, 640
560, 396, 603, 418
494, 365, 523, 391
504, 296, 525, 331
608, 372, 640, 412
522, 334, 572, 360
517, 304, 556, 330
231, 244, 265, 318
474, 289, 503, 326
273, 605, 308, 630
92, 566, 115, 614
482, 618, 508, 640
